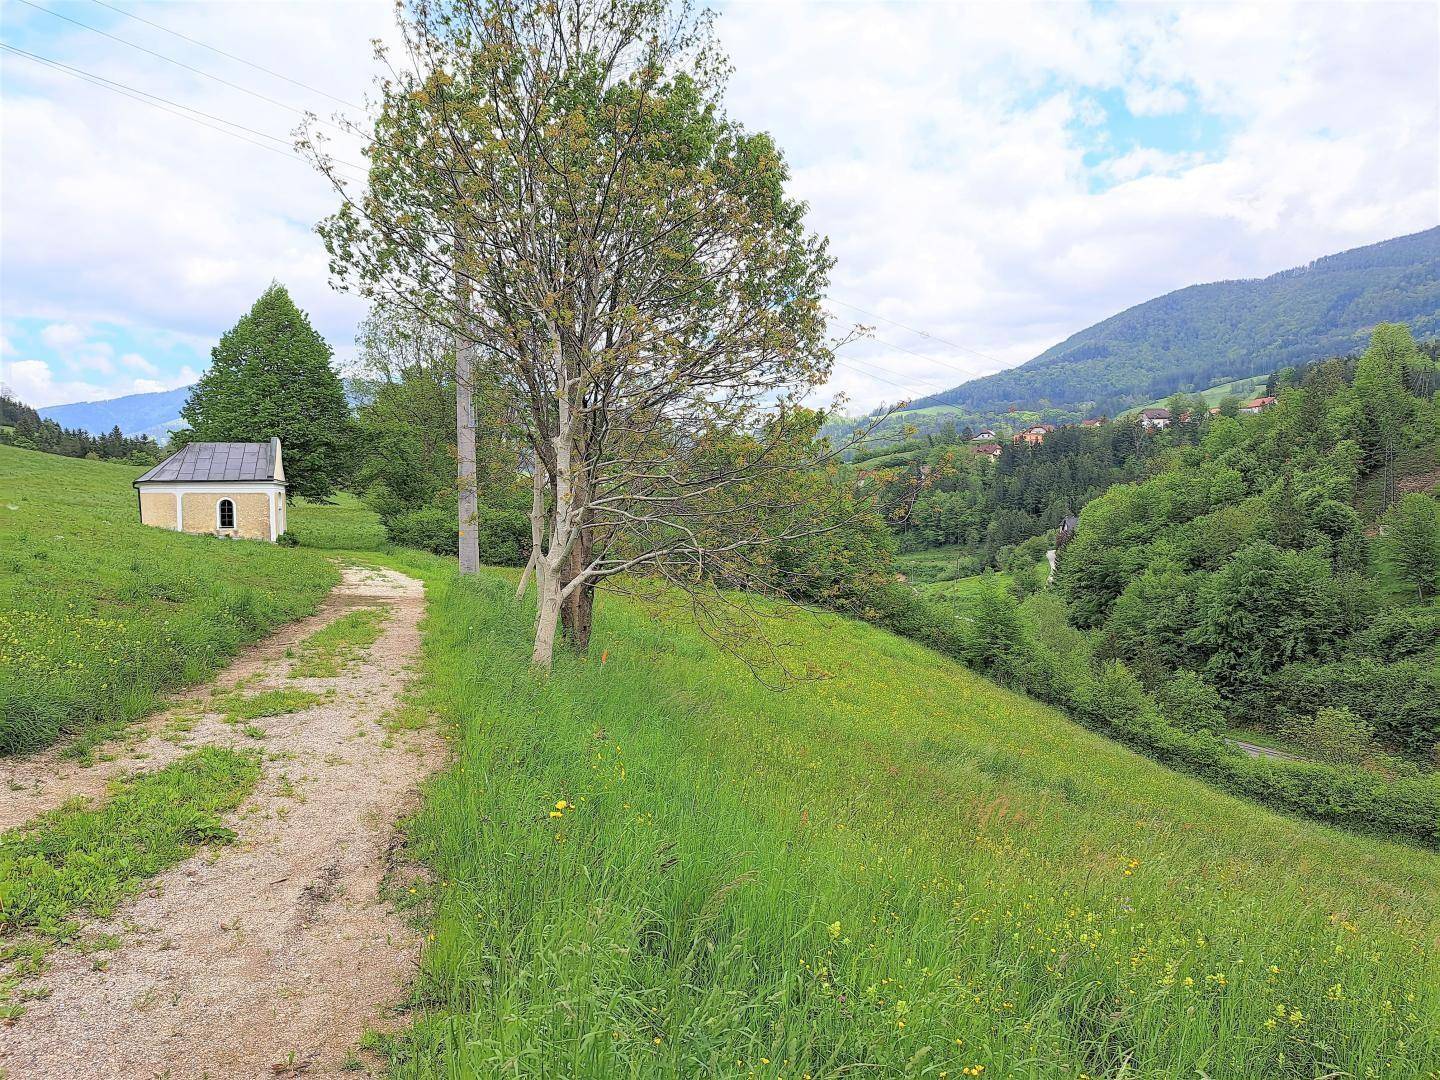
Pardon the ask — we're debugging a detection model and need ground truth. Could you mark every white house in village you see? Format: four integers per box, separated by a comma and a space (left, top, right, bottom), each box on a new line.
133, 438, 288, 542
1139, 407, 1171, 430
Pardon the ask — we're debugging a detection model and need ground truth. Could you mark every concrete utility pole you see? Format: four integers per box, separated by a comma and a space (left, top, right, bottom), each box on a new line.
454, 250, 480, 575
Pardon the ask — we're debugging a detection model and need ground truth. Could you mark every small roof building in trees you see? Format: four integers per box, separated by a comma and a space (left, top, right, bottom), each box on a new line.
133, 438, 288, 542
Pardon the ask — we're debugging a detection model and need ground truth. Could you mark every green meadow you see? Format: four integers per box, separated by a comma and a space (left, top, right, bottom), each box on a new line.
287, 492, 388, 550
0, 446, 336, 755
361, 549, 1439, 1078
2, 454, 1436, 1075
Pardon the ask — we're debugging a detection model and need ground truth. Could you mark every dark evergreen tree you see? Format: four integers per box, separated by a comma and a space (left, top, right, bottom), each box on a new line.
181, 283, 353, 500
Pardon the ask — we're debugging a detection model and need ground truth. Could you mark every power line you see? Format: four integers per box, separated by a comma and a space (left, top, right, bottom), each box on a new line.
0, 43, 367, 179
824, 306, 974, 380
86, 0, 365, 112
13, 0, 353, 135
829, 296, 1008, 368
831, 344, 953, 397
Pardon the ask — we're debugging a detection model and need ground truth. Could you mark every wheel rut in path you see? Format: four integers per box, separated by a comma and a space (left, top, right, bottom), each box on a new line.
0, 565, 441, 1079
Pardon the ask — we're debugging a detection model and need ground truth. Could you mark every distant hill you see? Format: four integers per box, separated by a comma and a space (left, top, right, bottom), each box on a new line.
38, 385, 191, 440
904, 227, 1440, 419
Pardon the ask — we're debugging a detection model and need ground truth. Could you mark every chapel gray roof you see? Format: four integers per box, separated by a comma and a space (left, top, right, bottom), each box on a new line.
134, 441, 281, 484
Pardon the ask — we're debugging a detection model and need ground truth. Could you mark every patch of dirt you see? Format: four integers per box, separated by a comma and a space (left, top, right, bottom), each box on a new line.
0, 565, 442, 1079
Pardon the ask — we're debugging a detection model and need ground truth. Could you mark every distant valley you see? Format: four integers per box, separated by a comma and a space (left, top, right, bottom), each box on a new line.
866, 226, 1440, 437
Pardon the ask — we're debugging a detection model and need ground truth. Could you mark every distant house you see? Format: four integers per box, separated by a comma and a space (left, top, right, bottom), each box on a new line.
1240, 396, 1277, 414
1139, 407, 1171, 430
972, 428, 997, 441
971, 441, 1002, 459
134, 438, 288, 542
1013, 423, 1055, 445
1056, 514, 1080, 548
1080, 418, 1105, 427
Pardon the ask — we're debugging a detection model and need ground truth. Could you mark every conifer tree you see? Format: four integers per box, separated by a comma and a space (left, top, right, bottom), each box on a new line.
182, 283, 353, 500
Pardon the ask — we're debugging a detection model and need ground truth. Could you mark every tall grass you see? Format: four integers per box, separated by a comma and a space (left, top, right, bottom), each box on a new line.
371, 551, 1439, 1078
0, 447, 336, 754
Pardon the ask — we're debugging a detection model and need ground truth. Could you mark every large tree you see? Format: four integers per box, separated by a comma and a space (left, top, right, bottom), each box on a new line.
1352, 323, 1418, 511
181, 283, 353, 500
1383, 492, 1440, 600
308, 0, 862, 665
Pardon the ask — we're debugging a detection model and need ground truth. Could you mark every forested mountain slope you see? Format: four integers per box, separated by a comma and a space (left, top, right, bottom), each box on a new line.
37, 385, 192, 440
906, 226, 1440, 418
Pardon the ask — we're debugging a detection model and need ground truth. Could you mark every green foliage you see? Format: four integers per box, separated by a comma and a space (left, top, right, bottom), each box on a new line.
1104, 566, 1201, 684
180, 283, 353, 500
1358, 601, 1440, 659
1155, 670, 1227, 736
1053, 328, 1435, 761
1268, 659, 1440, 759
0, 447, 336, 755
1278, 707, 1376, 768
347, 305, 524, 559
1382, 492, 1440, 598
1192, 543, 1342, 692
361, 552, 1439, 1077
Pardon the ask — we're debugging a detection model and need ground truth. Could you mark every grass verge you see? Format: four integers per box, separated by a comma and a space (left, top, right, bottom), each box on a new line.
0, 747, 260, 1016
288, 606, 390, 678
358, 550, 1440, 1078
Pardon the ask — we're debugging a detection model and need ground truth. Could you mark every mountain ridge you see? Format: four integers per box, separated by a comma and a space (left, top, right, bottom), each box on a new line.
37, 385, 192, 441
904, 226, 1440, 419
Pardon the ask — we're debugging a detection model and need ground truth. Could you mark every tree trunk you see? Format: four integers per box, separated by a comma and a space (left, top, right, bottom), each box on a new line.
532, 561, 563, 668
454, 254, 480, 575
561, 525, 595, 651
516, 466, 544, 600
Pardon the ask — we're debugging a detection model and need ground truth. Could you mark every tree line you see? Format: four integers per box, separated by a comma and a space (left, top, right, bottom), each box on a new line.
0, 396, 162, 464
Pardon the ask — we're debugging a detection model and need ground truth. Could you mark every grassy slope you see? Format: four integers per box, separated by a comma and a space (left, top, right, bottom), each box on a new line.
894, 545, 977, 584
288, 492, 387, 550
1129, 373, 1271, 415
363, 550, 1438, 1078
0, 446, 337, 754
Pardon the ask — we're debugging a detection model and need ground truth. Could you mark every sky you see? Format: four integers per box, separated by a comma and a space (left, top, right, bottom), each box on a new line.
1, 0, 1437, 412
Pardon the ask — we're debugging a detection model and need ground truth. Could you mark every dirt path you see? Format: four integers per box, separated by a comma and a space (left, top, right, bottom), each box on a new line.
1, 565, 440, 1079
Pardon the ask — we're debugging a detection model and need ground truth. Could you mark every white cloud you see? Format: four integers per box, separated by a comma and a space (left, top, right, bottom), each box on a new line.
39, 322, 87, 351
0, 355, 196, 408
3, 359, 108, 408
0, 0, 1435, 411
120, 352, 159, 375
718, 0, 1438, 407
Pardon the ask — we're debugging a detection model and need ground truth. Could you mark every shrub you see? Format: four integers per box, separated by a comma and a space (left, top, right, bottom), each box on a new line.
1279, 707, 1375, 767
386, 505, 531, 565
1156, 670, 1227, 736
276, 530, 299, 547
1358, 602, 1440, 659
386, 505, 458, 556
1269, 658, 1440, 758
473, 508, 531, 567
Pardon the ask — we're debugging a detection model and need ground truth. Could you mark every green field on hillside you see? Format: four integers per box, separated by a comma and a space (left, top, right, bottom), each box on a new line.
287, 492, 386, 550
1129, 373, 1271, 415
894, 545, 978, 583
0, 446, 336, 755
359, 548, 1439, 1078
